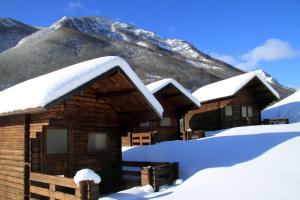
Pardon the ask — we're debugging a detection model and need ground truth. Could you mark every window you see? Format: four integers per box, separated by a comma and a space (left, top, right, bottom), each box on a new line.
140, 121, 150, 127
224, 105, 233, 116
47, 129, 68, 154
248, 106, 253, 117
160, 117, 171, 127
242, 106, 253, 118
88, 133, 107, 151
241, 106, 247, 118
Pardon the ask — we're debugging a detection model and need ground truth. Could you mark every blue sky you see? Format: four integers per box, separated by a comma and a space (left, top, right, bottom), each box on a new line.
1, 0, 300, 88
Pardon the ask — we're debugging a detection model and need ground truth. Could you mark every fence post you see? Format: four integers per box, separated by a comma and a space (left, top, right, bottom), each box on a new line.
79, 180, 99, 200
171, 162, 179, 182
141, 166, 153, 186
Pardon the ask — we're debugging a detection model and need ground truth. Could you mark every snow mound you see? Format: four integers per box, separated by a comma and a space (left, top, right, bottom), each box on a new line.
99, 185, 154, 200
262, 90, 300, 123
120, 123, 300, 200
73, 169, 101, 185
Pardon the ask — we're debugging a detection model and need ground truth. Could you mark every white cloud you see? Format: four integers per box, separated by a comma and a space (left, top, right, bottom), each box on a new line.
212, 39, 300, 70
63, 1, 101, 15
211, 53, 239, 66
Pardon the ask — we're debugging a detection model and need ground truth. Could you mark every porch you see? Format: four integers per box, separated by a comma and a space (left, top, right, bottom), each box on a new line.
29, 161, 179, 199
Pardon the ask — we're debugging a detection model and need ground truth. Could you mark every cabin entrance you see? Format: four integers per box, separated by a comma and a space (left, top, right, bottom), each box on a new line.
45, 128, 70, 176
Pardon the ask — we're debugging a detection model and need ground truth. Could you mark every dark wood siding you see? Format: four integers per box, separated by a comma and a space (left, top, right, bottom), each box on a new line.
185, 88, 262, 131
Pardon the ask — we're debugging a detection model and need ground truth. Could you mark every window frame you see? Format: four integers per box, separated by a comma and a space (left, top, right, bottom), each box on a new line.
140, 121, 151, 128
46, 128, 68, 155
87, 132, 108, 152
160, 117, 172, 127
241, 105, 254, 118
224, 105, 233, 117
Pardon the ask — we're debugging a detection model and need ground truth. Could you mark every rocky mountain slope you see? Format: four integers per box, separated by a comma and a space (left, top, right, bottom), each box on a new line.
0, 18, 38, 53
0, 17, 294, 99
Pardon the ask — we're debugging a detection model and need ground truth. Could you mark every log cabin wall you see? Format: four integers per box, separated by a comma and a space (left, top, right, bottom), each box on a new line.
0, 115, 25, 199
131, 93, 180, 143
29, 70, 158, 194
222, 88, 260, 128
185, 88, 261, 131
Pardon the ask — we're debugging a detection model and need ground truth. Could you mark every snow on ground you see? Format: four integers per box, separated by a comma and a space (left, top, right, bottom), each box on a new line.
104, 123, 300, 200
262, 89, 300, 123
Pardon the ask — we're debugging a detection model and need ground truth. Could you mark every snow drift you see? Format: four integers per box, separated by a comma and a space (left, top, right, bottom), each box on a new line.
117, 123, 300, 200
262, 89, 300, 123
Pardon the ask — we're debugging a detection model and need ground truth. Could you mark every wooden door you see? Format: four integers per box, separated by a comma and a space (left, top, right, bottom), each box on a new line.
44, 128, 70, 176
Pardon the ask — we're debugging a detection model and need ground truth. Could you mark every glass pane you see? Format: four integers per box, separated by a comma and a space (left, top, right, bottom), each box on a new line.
47, 129, 68, 154
88, 133, 107, 151
241, 106, 247, 118
160, 117, 171, 127
140, 121, 150, 127
248, 106, 253, 117
225, 106, 232, 116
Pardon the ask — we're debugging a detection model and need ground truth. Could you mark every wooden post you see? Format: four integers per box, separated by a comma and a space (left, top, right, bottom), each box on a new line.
141, 166, 152, 186
24, 114, 30, 200
79, 180, 99, 200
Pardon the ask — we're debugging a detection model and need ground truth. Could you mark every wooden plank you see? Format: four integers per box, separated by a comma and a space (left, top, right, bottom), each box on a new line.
30, 172, 77, 188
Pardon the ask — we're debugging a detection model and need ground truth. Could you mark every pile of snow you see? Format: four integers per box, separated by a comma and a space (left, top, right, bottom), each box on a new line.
193, 71, 279, 103
262, 90, 300, 123
73, 169, 101, 185
147, 78, 200, 107
99, 185, 153, 200
0, 56, 163, 118
118, 123, 300, 199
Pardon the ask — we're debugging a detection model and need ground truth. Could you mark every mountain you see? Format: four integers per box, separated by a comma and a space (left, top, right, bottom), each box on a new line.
0, 18, 38, 53
0, 17, 294, 99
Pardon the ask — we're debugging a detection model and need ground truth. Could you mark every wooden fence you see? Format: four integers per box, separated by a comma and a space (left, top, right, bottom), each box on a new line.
122, 161, 179, 191
30, 172, 99, 200
182, 130, 204, 140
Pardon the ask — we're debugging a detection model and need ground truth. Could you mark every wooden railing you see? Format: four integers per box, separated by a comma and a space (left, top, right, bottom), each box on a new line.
262, 119, 289, 125
122, 161, 179, 191
131, 132, 154, 146
30, 172, 99, 200
183, 130, 204, 140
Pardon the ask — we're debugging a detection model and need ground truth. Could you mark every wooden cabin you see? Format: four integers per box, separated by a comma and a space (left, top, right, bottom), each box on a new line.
0, 56, 163, 199
122, 79, 200, 145
185, 72, 280, 132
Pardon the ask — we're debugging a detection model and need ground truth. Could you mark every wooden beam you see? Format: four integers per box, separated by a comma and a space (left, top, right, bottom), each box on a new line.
96, 89, 136, 99
24, 114, 30, 200
162, 92, 182, 99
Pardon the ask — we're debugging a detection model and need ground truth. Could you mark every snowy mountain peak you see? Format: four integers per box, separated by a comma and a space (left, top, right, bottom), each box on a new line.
51, 16, 205, 59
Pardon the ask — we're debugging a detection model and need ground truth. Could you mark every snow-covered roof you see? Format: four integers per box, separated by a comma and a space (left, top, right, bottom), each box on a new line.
262, 90, 300, 123
193, 71, 280, 103
146, 78, 200, 107
0, 56, 163, 117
